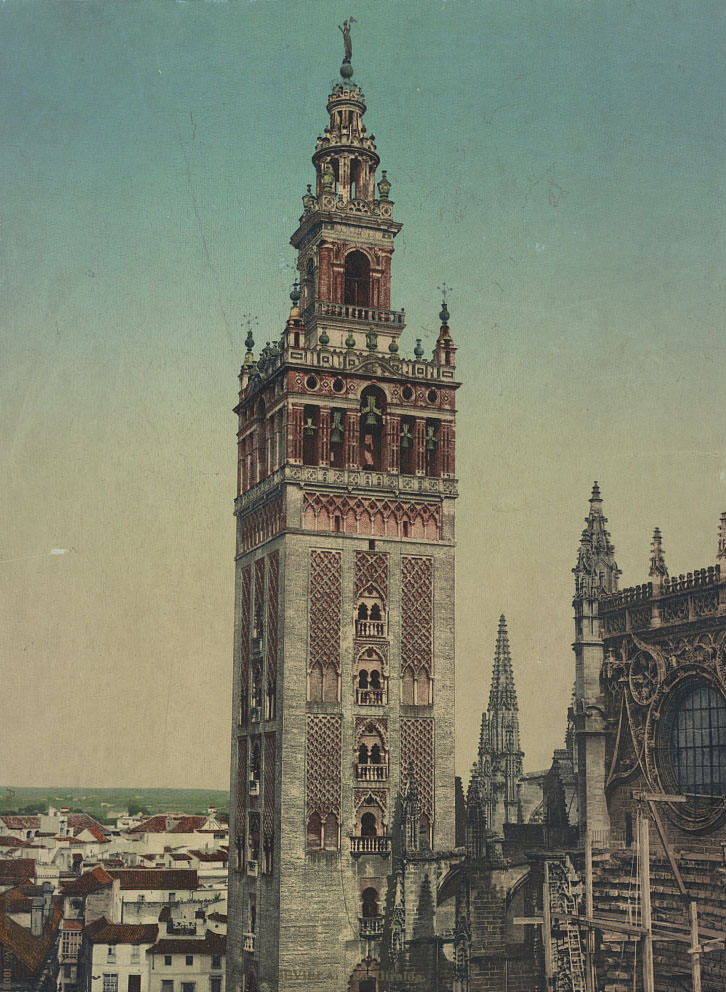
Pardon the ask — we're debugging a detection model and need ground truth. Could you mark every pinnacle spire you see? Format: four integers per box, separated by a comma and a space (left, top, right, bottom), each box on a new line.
488, 615, 518, 712
649, 526, 668, 579
573, 482, 620, 599
718, 512, 726, 562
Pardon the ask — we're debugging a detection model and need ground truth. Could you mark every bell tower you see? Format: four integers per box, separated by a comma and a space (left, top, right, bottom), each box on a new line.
227, 29, 460, 992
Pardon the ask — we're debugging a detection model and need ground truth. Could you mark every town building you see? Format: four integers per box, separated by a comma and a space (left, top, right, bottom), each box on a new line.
227, 26, 459, 992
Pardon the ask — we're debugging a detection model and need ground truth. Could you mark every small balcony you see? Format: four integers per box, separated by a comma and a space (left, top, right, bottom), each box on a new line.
356, 687, 386, 706
355, 620, 385, 639
350, 835, 391, 857
243, 933, 256, 953
249, 778, 260, 796
359, 916, 384, 940
356, 763, 387, 782
247, 859, 258, 877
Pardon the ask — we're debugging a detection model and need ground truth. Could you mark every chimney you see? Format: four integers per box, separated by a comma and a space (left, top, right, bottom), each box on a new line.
31, 896, 44, 937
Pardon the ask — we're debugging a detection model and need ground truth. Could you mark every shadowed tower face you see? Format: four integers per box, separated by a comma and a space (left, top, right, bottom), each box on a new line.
226, 33, 460, 992
476, 615, 523, 834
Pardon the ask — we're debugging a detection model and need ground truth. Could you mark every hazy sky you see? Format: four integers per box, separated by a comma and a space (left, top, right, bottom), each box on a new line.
3, 0, 726, 790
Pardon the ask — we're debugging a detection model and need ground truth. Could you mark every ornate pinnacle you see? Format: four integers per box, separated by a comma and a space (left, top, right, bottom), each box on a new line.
649, 527, 668, 578
718, 512, 726, 561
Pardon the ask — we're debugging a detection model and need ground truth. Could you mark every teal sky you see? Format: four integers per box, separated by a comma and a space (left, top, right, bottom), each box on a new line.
3, 0, 726, 789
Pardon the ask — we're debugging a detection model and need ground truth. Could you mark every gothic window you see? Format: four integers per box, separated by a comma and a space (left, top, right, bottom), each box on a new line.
370, 670, 381, 690
256, 399, 267, 480
323, 813, 338, 850
356, 724, 387, 781
358, 669, 369, 690
344, 250, 370, 307
361, 887, 379, 918
302, 405, 320, 466
355, 596, 386, 638
307, 812, 322, 850
661, 679, 726, 810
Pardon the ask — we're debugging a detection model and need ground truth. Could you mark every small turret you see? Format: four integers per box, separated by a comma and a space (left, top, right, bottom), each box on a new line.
648, 526, 668, 592
433, 295, 456, 370
573, 482, 620, 601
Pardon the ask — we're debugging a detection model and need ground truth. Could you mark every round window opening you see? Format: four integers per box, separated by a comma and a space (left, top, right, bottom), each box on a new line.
402, 385, 414, 401
427, 388, 438, 404
306, 375, 318, 390
659, 678, 726, 818
333, 377, 345, 393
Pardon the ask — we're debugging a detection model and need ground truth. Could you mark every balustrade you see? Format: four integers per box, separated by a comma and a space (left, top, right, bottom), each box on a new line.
358, 916, 384, 939
355, 619, 385, 638
356, 763, 388, 782
356, 687, 386, 705
243, 933, 256, 953
350, 835, 391, 856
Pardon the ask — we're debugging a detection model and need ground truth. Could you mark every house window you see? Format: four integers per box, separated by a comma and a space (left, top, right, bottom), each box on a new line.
165, 956, 173, 967
107, 947, 116, 961
103, 976, 118, 992
210, 979, 222, 992
181, 984, 195, 992
162, 983, 174, 992
169, 892, 176, 903
186, 956, 194, 967
130, 946, 140, 964
128, 977, 141, 992
211, 957, 222, 971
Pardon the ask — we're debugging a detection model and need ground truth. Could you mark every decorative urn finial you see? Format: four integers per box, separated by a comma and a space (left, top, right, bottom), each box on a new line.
377, 170, 391, 200
414, 338, 424, 360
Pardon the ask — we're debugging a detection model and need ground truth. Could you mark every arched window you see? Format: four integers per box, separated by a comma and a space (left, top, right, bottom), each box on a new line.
344, 250, 370, 307
369, 670, 381, 691
357, 603, 369, 621
307, 812, 322, 850
419, 814, 431, 850
402, 667, 415, 705
302, 405, 320, 466
358, 744, 369, 765
370, 743, 381, 764
361, 887, 379, 918
358, 669, 369, 690
361, 812, 377, 837
350, 159, 362, 200
323, 813, 338, 850
322, 664, 338, 702
309, 662, 323, 702
359, 386, 386, 472
663, 679, 726, 810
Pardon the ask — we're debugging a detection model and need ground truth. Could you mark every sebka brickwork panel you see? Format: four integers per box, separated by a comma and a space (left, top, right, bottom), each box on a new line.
309, 550, 342, 675
401, 718, 434, 821
263, 732, 276, 841
306, 714, 342, 820
401, 555, 434, 675
266, 550, 279, 680
355, 551, 389, 602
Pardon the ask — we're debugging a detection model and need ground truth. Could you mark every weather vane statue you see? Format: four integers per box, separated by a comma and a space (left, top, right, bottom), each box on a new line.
338, 17, 357, 79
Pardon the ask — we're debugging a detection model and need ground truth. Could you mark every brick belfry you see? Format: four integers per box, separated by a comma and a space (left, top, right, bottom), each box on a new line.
227, 26, 460, 992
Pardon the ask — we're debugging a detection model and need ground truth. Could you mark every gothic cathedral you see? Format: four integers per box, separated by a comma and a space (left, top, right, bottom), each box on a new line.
227, 35, 460, 992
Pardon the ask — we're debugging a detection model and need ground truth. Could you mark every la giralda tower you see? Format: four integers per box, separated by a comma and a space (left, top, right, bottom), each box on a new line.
227, 25, 460, 992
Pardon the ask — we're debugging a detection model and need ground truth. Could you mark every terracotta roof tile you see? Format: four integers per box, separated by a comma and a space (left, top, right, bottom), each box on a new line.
61, 866, 113, 895
0, 860, 35, 887
108, 869, 198, 891
129, 815, 207, 835
148, 931, 226, 956
86, 918, 158, 945
0, 901, 62, 973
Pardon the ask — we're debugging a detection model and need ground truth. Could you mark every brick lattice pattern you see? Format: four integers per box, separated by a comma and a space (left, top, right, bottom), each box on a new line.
309, 550, 342, 674
401, 718, 434, 820
355, 550, 389, 602
401, 555, 434, 675
306, 715, 342, 820
263, 732, 275, 841
266, 550, 279, 679
239, 565, 251, 724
